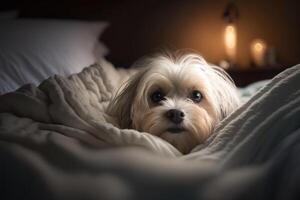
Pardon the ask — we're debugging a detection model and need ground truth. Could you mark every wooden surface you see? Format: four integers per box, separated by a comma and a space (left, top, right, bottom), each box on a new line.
227, 67, 287, 87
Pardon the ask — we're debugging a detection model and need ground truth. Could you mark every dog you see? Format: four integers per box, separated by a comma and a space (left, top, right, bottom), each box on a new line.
107, 51, 240, 154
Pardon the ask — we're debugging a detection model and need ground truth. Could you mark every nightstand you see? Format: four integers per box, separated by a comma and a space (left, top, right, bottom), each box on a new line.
226, 67, 287, 87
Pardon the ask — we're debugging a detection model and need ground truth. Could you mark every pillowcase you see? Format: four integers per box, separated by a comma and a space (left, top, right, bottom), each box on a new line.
0, 19, 109, 94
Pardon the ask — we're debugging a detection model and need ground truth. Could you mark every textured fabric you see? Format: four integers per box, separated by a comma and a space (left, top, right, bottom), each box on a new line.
0, 60, 181, 157
0, 63, 299, 200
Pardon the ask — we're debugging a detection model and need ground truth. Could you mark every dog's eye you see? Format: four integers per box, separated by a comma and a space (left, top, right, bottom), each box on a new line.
190, 90, 202, 103
150, 90, 165, 103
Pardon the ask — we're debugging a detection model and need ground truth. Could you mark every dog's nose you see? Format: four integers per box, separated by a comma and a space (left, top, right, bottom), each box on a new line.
165, 109, 185, 124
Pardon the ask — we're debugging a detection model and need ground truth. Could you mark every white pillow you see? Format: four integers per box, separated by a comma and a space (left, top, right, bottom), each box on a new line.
0, 19, 109, 94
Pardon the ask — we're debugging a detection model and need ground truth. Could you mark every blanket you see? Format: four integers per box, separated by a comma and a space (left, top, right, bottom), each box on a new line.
0, 62, 299, 200
0, 60, 181, 157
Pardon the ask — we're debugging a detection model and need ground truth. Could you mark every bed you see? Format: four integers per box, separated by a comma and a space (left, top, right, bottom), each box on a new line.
0, 17, 300, 200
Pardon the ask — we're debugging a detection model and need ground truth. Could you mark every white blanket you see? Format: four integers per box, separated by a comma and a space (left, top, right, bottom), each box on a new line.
0, 60, 181, 157
0, 62, 299, 200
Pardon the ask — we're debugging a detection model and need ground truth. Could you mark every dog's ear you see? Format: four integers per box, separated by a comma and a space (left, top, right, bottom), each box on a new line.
210, 66, 240, 119
107, 69, 148, 128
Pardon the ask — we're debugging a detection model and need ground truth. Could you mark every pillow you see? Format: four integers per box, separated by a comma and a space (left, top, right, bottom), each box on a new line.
0, 19, 109, 94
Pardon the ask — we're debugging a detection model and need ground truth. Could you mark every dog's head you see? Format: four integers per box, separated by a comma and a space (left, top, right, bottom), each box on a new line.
107, 52, 240, 153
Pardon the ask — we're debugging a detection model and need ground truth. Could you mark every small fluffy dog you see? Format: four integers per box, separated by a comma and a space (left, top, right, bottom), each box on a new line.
107, 51, 240, 154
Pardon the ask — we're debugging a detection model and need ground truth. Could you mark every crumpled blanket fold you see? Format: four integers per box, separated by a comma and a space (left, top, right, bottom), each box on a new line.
0, 60, 181, 157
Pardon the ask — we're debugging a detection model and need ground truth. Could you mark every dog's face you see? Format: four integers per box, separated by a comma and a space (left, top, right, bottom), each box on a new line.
107, 53, 240, 154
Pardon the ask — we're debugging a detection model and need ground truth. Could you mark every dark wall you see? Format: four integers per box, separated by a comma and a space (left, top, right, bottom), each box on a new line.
1, 0, 300, 68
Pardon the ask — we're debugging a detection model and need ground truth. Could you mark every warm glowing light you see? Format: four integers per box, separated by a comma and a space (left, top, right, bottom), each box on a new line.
254, 43, 263, 51
251, 39, 267, 67
224, 24, 237, 62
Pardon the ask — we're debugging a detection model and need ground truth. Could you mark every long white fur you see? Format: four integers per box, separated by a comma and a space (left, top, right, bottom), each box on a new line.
107, 51, 240, 153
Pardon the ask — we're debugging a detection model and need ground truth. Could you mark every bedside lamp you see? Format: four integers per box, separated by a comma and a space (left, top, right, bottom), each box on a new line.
222, 0, 239, 67
250, 39, 267, 67
224, 24, 237, 63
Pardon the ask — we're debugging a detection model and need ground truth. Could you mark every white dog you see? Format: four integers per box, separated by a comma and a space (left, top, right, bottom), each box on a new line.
107, 51, 240, 154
